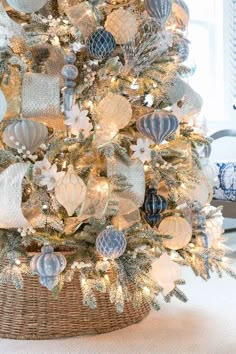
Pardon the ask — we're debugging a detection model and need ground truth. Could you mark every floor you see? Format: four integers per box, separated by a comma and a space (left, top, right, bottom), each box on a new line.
0, 232, 236, 354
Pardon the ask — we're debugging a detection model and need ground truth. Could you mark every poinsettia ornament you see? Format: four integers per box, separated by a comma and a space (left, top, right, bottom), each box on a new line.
65, 104, 93, 138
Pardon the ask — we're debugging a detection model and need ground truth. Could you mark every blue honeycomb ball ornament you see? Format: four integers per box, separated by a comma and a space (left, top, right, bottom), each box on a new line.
86, 28, 116, 60
96, 226, 127, 259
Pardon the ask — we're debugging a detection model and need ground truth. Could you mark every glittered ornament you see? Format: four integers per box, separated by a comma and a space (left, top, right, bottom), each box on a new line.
6, 0, 49, 13
97, 93, 132, 131
55, 165, 87, 216
144, 0, 172, 25
105, 9, 138, 44
3, 120, 48, 154
96, 226, 127, 259
30, 245, 67, 291
158, 216, 192, 250
150, 254, 181, 295
136, 111, 179, 145
144, 188, 167, 227
0, 163, 30, 229
87, 28, 116, 60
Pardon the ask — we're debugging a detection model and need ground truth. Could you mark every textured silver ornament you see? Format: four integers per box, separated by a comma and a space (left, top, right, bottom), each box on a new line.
136, 111, 179, 145
107, 157, 145, 215
0, 163, 30, 229
30, 245, 67, 291
96, 226, 127, 259
6, 0, 48, 13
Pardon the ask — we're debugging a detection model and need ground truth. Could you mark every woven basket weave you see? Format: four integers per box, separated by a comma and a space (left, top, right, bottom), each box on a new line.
0, 255, 150, 339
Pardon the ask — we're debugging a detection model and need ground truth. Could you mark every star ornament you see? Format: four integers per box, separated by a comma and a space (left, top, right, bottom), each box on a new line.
150, 254, 181, 296
130, 138, 151, 164
65, 104, 93, 138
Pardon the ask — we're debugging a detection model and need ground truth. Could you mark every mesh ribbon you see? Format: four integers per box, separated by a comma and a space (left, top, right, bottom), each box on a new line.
21, 73, 65, 130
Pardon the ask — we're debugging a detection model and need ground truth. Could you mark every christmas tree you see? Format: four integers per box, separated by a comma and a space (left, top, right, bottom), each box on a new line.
0, 0, 234, 316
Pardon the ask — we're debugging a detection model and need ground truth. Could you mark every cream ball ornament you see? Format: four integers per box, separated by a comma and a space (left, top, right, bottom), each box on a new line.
150, 254, 181, 295
105, 9, 138, 45
97, 93, 132, 131
158, 216, 192, 250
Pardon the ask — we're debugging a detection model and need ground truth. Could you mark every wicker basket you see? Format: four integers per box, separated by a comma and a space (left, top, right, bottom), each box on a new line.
0, 254, 150, 339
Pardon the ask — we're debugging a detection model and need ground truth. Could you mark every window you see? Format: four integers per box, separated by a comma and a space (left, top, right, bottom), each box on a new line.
186, 0, 224, 128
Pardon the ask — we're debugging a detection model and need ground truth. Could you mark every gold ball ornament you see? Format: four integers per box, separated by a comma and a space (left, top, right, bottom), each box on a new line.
105, 9, 138, 45
97, 93, 132, 131
158, 216, 192, 250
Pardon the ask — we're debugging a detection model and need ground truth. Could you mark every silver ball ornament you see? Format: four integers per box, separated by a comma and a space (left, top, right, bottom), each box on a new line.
61, 64, 78, 80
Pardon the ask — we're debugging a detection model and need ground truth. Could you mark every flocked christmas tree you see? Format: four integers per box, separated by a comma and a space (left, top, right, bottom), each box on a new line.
0, 0, 234, 313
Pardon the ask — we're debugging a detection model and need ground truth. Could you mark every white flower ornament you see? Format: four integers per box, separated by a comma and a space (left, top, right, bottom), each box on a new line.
130, 138, 151, 164
34, 157, 65, 191
65, 104, 93, 138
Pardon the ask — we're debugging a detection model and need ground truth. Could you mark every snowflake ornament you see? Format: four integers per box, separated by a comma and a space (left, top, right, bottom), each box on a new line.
65, 104, 93, 138
34, 157, 65, 191
130, 138, 152, 164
